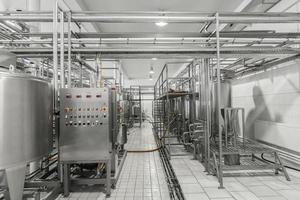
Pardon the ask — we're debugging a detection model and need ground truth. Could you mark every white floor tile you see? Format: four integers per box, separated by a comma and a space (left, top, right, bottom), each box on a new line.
185, 193, 209, 200
204, 187, 233, 198
248, 185, 278, 197
230, 191, 260, 200
277, 189, 300, 200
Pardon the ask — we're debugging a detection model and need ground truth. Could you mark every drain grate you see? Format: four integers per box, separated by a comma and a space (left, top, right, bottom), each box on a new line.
152, 127, 185, 200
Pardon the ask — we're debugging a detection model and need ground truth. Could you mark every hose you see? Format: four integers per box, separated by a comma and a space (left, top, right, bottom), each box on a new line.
127, 146, 162, 153
261, 153, 300, 172
126, 115, 160, 153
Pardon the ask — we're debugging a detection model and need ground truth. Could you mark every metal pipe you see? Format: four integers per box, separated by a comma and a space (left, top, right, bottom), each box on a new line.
5, 31, 300, 39
2, 12, 300, 23
8, 46, 300, 54
53, 0, 58, 110
67, 11, 71, 88
60, 11, 65, 88
215, 13, 223, 189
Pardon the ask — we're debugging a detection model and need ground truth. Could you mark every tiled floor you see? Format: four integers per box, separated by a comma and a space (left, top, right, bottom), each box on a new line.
56, 122, 170, 200
56, 122, 300, 200
170, 145, 300, 200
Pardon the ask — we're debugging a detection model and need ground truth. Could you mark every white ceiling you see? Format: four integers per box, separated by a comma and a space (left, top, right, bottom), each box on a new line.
76, 0, 245, 12
0, 0, 248, 81
120, 59, 189, 79
74, 0, 248, 79
76, 0, 245, 33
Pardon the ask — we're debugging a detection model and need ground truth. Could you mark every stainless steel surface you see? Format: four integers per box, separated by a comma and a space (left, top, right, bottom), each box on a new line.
53, 0, 58, 111
2, 12, 300, 23
212, 80, 231, 137
0, 50, 16, 70
60, 11, 65, 88
59, 88, 112, 162
7, 46, 300, 54
67, 12, 72, 88
0, 72, 53, 169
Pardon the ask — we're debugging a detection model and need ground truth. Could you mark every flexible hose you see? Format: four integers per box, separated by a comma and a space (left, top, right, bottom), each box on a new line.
261, 153, 300, 172
126, 115, 160, 153
127, 146, 162, 153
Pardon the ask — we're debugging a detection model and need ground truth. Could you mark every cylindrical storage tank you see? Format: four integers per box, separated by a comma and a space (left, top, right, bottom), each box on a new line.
120, 123, 128, 145
0, 50, 16, 72
0, 72, 53, 170
211, 80, 231, 137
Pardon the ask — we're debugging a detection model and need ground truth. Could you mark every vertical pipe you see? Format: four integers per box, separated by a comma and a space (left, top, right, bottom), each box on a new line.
53, 1, 58, 110
225, 108, 228, 147
63, 164, 70, 196
216, 13, 223, 188
197, 60, 201, 121
192, 61, 196, 123
46, 60, 49, 78
242, 108, 245, 148
205, 58, 211, 173
80, 62, 83, 87
166, 65, 171, 158
139, 85, 142, 127
27, 0, 41, 78
67, 11, 71, 88
188, 64, 191, 125
60, 11, 65, 88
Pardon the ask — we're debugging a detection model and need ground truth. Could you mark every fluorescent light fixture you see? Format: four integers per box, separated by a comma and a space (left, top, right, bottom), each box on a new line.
155, 21, 168, 27
149, 66, 154, 74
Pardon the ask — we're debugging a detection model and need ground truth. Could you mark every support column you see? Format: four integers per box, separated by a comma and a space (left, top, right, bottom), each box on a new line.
67, 12, 72, 88
60, 11, 65, 88
216, 13, 224, 189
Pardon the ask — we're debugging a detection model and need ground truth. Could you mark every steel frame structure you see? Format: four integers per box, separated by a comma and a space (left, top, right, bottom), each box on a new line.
153, 61, 198, 159
123, 85, 154, 128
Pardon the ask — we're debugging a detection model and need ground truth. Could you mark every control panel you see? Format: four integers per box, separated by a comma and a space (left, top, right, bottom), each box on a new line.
59, 88, 112, 162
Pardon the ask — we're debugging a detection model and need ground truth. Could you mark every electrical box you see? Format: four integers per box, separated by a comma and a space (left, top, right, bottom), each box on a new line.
59, 88, 112, 162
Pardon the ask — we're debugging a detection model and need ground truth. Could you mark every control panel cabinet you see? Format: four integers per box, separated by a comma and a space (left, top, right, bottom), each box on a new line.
59, 88, 112, 162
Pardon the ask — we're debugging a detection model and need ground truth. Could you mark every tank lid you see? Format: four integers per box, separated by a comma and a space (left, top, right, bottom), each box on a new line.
0, 50, 16, 68
0, 71, 51, 83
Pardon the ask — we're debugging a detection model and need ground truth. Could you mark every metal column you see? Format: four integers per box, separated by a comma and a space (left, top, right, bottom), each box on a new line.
60, 11, 65, 88
67, 11, 72, 88
215, 12, 224, 189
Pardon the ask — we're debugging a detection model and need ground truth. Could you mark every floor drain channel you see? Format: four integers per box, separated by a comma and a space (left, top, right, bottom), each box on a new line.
152, 127, 185, 200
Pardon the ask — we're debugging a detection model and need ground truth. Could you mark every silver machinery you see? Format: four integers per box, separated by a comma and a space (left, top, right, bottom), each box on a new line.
0, 71, 53, 200
59, 87, 127, 197
60, 88, 112, 162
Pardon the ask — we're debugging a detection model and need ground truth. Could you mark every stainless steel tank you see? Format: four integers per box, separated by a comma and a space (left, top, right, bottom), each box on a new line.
0, 50, 16, 71
212, 80, 231, 136
0, 72, 53, 169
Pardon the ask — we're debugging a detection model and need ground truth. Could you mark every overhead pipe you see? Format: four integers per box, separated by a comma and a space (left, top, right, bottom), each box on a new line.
3, 31, 300, 39
1, 12, 300, 23
7, 46, 300, 54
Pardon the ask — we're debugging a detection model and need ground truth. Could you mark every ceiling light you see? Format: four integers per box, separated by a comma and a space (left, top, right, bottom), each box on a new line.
155, 21, 168, 27
152, 57, 157, 61
149, 66, 154, 74
149, 74, 153, 81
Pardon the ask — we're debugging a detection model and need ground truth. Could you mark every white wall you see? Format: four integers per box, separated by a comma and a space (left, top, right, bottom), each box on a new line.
231, 60, 300, 153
